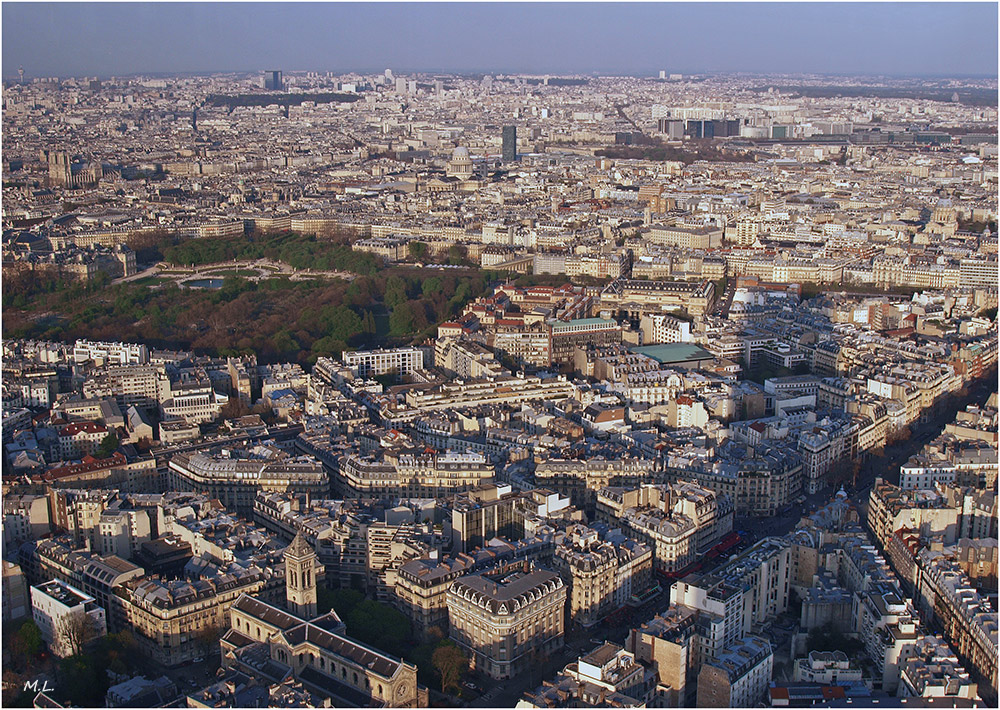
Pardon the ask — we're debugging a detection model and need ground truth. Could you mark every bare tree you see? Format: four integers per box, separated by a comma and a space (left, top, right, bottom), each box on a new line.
432, 643, 468, 695
194, 622, 224, 655
56, 612, 100, 657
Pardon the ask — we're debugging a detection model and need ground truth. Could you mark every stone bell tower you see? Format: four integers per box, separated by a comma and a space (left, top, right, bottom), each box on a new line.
284, 531, 318, 619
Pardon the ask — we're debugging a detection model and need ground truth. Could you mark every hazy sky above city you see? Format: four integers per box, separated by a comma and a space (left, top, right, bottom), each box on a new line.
2, 2, 997, 79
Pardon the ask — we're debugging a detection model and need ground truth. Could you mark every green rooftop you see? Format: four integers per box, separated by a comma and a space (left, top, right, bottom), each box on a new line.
629, 343, 714, 364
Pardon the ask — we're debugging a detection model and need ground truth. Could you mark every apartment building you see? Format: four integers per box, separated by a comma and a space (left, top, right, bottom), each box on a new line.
959, 256, 998, 290
867, 480, 961, 549
3, 494, 51, 552
364, 520, 434, 602
640, 312, 694, 345
520, 643, 650, 707
96, 504, 152, 559
552, 525, 653, 627
490, 327, 552, 368
2, 561, 30, 623
672, 537, 792, 635
49, 488, 117, 548
447, 564, 566, 680
793, 650, 864, 684
535, 458, 659, 512
597, 482, 733, 554
915, 552, 998, 700
57, 421, 108, 459
899, 636, 980, 700
854, 581, 922, 693
627, 605, 699, 707
168, 449, 330, 514
114, 561, 265, 666
449, 484, 531, 553
600, 278, 717, 318
336, 449, 495, 498
160, 377, 227, 424
80, 554, 145, 632
398, 374, 576, 415
696, 635, 773, 708
646, 224, 724, 250
549, 318, 623, 367
394, 552, 476, 641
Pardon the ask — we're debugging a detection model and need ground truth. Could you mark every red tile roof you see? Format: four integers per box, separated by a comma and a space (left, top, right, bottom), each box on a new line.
42, 451, 126, 480
58, 421, 108, 437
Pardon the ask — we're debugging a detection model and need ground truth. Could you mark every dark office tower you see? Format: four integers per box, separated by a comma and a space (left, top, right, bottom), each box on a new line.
502, 125, 517, 162
264, 70, 283, 91
191, 108, 197, 131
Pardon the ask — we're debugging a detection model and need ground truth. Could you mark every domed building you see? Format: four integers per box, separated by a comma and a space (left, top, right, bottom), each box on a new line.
446, 146, 474, 179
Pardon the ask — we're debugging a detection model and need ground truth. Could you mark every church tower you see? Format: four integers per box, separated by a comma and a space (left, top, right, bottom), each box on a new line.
284, 531, 318, 619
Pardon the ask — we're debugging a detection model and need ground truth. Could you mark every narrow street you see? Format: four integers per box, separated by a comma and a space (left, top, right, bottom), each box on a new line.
743, 366, 999, 542
468, 364, 994, 706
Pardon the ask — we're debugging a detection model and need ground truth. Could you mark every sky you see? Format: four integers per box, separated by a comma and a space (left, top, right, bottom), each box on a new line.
2, 2, 997, 80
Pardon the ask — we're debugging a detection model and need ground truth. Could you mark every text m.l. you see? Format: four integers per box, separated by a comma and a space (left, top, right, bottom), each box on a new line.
23, 680, 54, 693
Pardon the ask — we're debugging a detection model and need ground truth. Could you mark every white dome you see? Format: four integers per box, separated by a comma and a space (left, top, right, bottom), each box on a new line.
452, 146, 471, 160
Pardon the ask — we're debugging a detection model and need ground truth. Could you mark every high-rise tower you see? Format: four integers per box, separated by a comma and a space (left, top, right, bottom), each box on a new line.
264, 70, 283, 91
502, 125, 517, 163
284, 531, 318, 619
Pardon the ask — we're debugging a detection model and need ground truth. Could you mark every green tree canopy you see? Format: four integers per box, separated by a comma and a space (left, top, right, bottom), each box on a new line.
407, 241, 428, 260
389, 302, 415, 337
95, 432, 119, 459
447, 244, 468, 264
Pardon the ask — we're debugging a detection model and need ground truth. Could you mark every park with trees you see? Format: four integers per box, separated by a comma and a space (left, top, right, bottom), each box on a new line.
3, 233, 498, 367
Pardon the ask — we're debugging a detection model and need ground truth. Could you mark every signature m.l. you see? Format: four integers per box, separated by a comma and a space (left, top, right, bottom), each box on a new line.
23, 679, 55, 693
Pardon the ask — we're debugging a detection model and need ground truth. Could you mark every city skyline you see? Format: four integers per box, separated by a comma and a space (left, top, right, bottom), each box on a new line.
2, 2, 998, 80
1, 3, 997, 707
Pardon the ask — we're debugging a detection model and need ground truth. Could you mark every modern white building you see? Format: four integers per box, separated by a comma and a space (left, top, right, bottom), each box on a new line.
72, 339, 149, 366
959, 256, 998, 290
794, 650, 864, 684
343, 347, 425, 379
30, 579, 107, 657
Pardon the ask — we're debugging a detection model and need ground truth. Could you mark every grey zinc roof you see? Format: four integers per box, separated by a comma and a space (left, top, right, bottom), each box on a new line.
234, 594, 404, 680
450, 569, 563, 614
284, 530, 316, 560
232, 593, 304, 631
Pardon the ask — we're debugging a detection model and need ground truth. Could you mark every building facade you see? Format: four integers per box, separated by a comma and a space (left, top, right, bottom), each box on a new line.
447, 564, 566, 679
